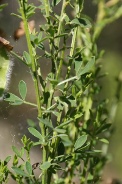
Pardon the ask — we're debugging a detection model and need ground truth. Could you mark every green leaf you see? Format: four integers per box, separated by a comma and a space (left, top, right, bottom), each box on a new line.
52, 0, 61, 6
96, 123, 111, 135
21, 147, 24, 157
27, 119, 36, 127
57, 134, 68, 138
40, 161, 51, 170
12, 167, 28, 177
12, 146, 23, 159
26, 4, 36, 19
74, 135, 87, 150
28, 127, 45, 143
47, 78, 58, 85
39, 118, 54, 129
23, 51, 31, 65
99, 138, 109, 144
54, 33, 68, 38
11, 13, 22, 19
4, 156, 11, 164
51, 163, 62, 170
75, 142, 90, 152
57, 119, 73, 128
30, 34, 37, 42
77, 57, 95, 77
13, 155, 18, 166
85, 150, 102, 154
4, 93, 23, 105
74, 112, 83, 120
87, 173, 94, 180
38, 32, 43, 42
52, 111, 60, 117
60, 136, 73, 147
18, 80, 27, 100
54, 155, 72, 163
26, 161, 32, 175
54, 128, 66, 134
75, 56, 83, 75
57, 76, 77, 86
71, 17, 92, 28
92, 150, 102, 153
33, 141, 43, 146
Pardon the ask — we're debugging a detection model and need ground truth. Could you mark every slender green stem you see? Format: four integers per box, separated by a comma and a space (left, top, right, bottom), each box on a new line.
10, 51, 26, 65
63, 1, 79, 83
70, 28, 78, 57
23, 101, 45, 110
55, 0, 68, 80
55, 0, 67, 48
41, 1, 55, 183
44, 0, 50, 18
84, 96, 93, 121
23, 101, 37, 107
63, 27, 78, 93
81, 140, 93, 183
19, 6, 42, 117
56, 47, 65, 80
19, 2, 46, 184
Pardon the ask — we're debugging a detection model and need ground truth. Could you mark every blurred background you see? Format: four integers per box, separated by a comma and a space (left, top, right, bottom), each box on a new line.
0, 0, 122, 183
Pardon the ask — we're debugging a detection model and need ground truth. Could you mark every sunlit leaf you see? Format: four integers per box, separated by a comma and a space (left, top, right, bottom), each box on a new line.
40, 161, 51, 170
28, 127, 45, 143
99, 138, 109, 144
74, 135, 87, 150
60, 136, 73, 147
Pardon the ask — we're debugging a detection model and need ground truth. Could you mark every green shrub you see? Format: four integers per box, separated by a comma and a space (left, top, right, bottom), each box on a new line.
0, 0, 122, 183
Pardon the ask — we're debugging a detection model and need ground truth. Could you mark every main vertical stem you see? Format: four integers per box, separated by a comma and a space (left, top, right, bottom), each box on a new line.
19, 3, 46, 184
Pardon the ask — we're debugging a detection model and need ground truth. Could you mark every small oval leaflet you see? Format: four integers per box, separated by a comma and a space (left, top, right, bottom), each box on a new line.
28, 127, 45, 144
74, 135, 87, 151
12, 166, 28, 177
40, 161, 51, 170
26, 161, 32, 175
19, 80, 27, 100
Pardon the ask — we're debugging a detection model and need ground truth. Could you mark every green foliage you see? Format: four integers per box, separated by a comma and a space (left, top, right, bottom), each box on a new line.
74, 135, 87, 151
0, 156, 11, 183
0, 0, 122, 183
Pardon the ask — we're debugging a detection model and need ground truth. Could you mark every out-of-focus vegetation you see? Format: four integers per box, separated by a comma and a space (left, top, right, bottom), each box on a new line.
83, 1, 122, 179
